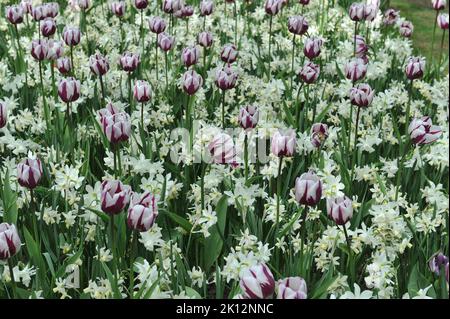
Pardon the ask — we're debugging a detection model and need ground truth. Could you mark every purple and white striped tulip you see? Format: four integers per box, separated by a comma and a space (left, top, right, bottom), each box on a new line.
111, 1, 126, 17
265, 0, 283, 15
158, 32, 175, 51
31, 39, 48, 61
58, 77, 81, 103
133, 80, 152, 103
295, 171, 322, 206
310, 123, 329, 148
432, 0, 446, 10
429, 253, 448, 275
220, 44, 238, 64
326, 196, 353, 225
119, 52, 140, 72
299, 61, 320, 84
303, 37, 323, 60
238, 105, 259, 130
89, 53, 109, 76
405, 56, 425, 80
149, 16, 167, 34
215, 66, 238, 91
134, 0, 148, 10
17, 157, 43, 189
271, 130, 296, 157
208, 133, 237, 165
345, 58, 367, 82
0, 102, 7, 129
127, 192, 158, 232
277, 277, 307, 299
199, 0, 214, 16
399, 21, 414, 38
0, 223, 21, 260
408, 116, 442, 145
349, 2, 366, 21
101, 112, 131, 144
288, 15, 309, 36
57, 57, 72, 74
438, 13, 449, 29
181, 46, 200, 67
182, 70, 203, 95
40, 17, 56, 37
100, 180, 131, 215
46, 40, 64, 60
383, 9, 399, 25
349, 83, 375, 108
63, 26, 81, 46
5, 5, 24, 24
198, 31, 214, 48
240, 263, 275, 299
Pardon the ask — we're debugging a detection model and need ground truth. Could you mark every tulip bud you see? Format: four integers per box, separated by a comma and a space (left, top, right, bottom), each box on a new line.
102, 112, 131, 144
303, 37, 323, 60
238, 105, 259, 130
215, 65, 238, 91
63, 26, 81, 46
44, 2, 59, 18
299, 61, 320, 84
326, 196, 353, 225
46, 40, 64, 60
345, 58, 367, 82
405, 56, 425, 80
149, 16, 167, 34
100, 180, 131, 215
78, 0, 91, 10
0, 102, 7, 129
163, 0, 185, 14
200, 0, 214, 16
40, 18, 56, 37
429, 253, 449, 275
295, 171, 322, 206
298, 0, 310, 5
349, 2, 366, 21
220, 44, 238, 64
17, 157, 43, 189
364, 4, 378, 22
399, 21, 414, 38
119, 52, 140, 72
277, 277, 307, 299
98, 102, 119, 124
134, 80, 152, 102
408, 116, 442, 145
0, 223, 21, 260
432, 0, 446, 10
21, 0, 33, 14
197, 31, 214, 48
31, 39, 48, 61
271, 130, 296, 157
57, 57, 72, 74
89, 53, 109, 76
182, 70, 203, 95
208, 133, 237, 164
349, 83, 374, 108
240, 263, 275, 299
383, 9, 399, 25
134, 0, 148, 10
158, 32, 175, 51
310, 123, 329, 148
288, 15, 309, 35
265, 0, 283, 15
354, 35, 368, 57
178, 5, 194, 18
111, 1, 126, 17
5, 5, 24, 24
58, 77, 81, 103
127, 192, 158, 232
31, 5, 45, 21
181, 46, 200, 67
438, 13, 449, 29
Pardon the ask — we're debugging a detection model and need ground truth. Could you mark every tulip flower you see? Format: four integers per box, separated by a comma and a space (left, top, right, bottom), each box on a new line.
265, 0, 283, 76
63, 26, 81, 46
102, 112, 131, 145
200, 0, 214, 16
408, 117, 442, 145
0, 223, 21, 261
181, 46, 200, 68
399, 21, 414, 38
101, 180, 131, 215
89, 53, 109, 104
220, 44, 238, 64
127, 192, 158, 232
162, 0, 185, 14
40, 18, 56, 37
215, 65, 238, 128
134, 0, 148, 10
429, 253, 449, 275
119, 52, 140, 73
44, 2, 59, 18
349, 2, 366, 21
46, 40, 64, 60
303, 37, 323, 60
299, 61, 320, 84
239, 263, 275, 299
78, 0, 91, 10
6, 5, 24, 25
295, 171, 322, 206
345, 58, 367, 82
405, 56, 425, 80
238, 106, 259, 130
157, 32, 175, 52
271, 130, 296, 158
383, 9, 399, 25
134, 80, 152, 129
208, 133, 237, 165
288, 15, 309, 35
182, 70, 203, 95
432, 0, 446, 10
58, 77, 81, 104
31, 5, 45, 22
299, 0, 310, 4
354, 35, 368, 58
310, 123, 329, 148
149, 16, 167, 34
349, 83, 374, 108
438, 13, 449, 29
111, 1, 126, 17
364, 4, 378, 22
277, 277, 307, 299
198, 31, 214, 48
31, 39, 48, 61
57, 57, 72, 74
98, 102, 119, 124
0, 102, 7, 129
327, 196, 353, 225
17, 157, 43, 189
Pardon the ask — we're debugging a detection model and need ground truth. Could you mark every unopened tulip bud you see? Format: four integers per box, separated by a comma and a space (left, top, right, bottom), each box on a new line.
310, 123, 329, 148
197, 31, 214, 48
295, 171, 322, 206
349, 2, 366, 21
40, 18, 56, 37
240, 263, 275, 299
181, 46, 200, 67
345, 58, 367, 82
349, 83, 374, 108
100, 180, 131, 215
429, 253, 448, 275
0, 223, 21, 260
46, 40, 64, 60
0, 102, 7, 129
21, 0, 33, 14
277, 277, 307, 299
89, 53, 109, 76
383, 9, 399, 25
238, 105, 259, 130
220, 44, 238, 64
149, 16, 167, 34
31, 39, 48, 61
408, 116, 442, 145
58, 77, 81, 103
265, 0, 283, 15
119, 52, 140, 72
182, 70, 203, 95
299, 61, 320, 84
158, 32, 175, 51
200, 0, 214, 16
102, 112, 131, 144
215, 65, 238, 91
208, 133, 237, 164
57, 57, 72, 74
63, 26, 81, 46
6, 5, 24, 24
432, 0, 446, 10
134, 80, 152, 102
134, 0, 148, 10
111, 1, 126, 17
303, 37, 323, 60
327, 196, 353, 225
163, 0, 184, 14
17, 157, 43, 189
127, 192, 158, 232
31, 5, 45, 21
438, 13, 449, 29
399, 21, 414, 38
405, 56, 425, 80
288, 15, 309, 35
364, 4, 378, 22
271, 130, 296, 157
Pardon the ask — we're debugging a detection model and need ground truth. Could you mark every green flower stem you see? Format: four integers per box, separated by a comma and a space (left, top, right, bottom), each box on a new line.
244, 133, 249, 182
7, 258, 17, 299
